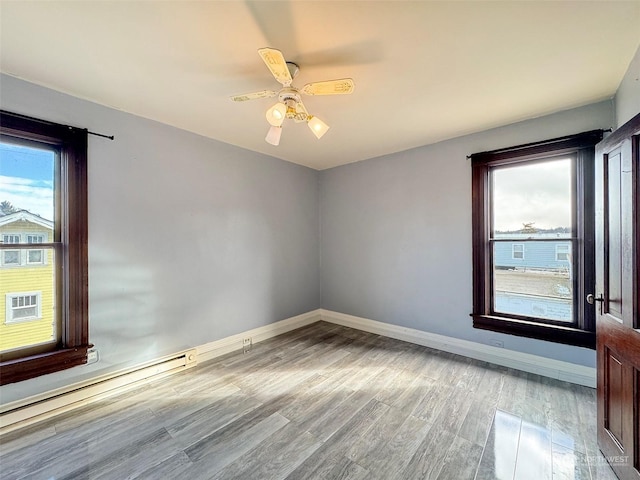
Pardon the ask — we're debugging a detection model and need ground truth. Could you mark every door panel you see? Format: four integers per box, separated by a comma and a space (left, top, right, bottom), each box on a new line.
596, 112, 640, 480
606, 349, 624, 446
606, 149, 623, 319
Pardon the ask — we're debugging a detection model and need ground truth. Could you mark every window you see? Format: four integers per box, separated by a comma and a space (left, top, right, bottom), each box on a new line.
0, 110, 89, 385
511, 244, 524, 260
27, 234, 45, 265
2, 234, 20, 265
471, 130, 604, 348
6, 292, 41, 323
556, 243, 571, 262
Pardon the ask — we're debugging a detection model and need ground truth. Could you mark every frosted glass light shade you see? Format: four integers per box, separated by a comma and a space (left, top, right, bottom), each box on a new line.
265, 125, 282, 145
266, 103, 286, 127
307, 116, 329, 139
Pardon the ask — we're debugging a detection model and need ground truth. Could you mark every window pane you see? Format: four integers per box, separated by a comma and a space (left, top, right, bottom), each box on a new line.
27, 249, 44, 264
493, 239, 573, 323
1, 249, 57, 352
493, 257, 573, 322
0, 142, 55, 224
13, 305, 37, 320
492, 158, 572, 237
3, 251, 20, 265
1, 141, 57, 353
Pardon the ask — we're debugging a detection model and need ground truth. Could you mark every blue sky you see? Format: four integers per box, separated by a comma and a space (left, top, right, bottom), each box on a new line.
0, 142, 55, 219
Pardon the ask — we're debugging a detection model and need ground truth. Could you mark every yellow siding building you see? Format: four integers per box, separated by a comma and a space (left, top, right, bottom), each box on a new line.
0, 211, 55, 353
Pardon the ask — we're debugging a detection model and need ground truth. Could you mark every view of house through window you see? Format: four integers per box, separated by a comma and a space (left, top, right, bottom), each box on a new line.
491, 157, 574, 322
0, 142, 58, 354
1, 110, 88, 384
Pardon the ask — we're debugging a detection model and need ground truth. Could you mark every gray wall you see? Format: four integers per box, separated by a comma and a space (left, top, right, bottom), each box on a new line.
615, 43, 640, 127
0, 74, 321, 403
320, 101, 615, 368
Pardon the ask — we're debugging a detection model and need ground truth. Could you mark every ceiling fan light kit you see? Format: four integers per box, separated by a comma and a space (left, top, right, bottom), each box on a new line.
231, 48, 354, 146
307, 116, 329, 139
265, 125, 283, 146
266, 102, 286, 127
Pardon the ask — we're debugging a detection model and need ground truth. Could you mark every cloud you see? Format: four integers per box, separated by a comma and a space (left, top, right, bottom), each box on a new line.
0, 175, 54, 219
492, 158, 572, 231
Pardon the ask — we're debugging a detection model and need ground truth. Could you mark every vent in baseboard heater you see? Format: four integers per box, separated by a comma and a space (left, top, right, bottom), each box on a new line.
0, 348, 197, 435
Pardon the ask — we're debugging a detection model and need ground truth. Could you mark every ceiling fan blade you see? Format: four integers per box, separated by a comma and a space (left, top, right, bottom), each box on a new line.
230, 90, 277, 102
258, 48, 292, 86
301, 79, 355, 96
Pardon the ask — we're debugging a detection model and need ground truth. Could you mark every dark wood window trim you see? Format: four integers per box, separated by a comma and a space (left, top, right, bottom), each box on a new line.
470, 130, 605, 349
0, 110, 89, 385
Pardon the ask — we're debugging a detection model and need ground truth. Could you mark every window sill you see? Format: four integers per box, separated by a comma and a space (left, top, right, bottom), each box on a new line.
0, 346, 91, 385
472, 314, 595, 349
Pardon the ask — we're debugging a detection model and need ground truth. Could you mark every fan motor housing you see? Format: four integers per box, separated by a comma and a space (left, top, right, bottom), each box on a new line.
278, 87, 301, 104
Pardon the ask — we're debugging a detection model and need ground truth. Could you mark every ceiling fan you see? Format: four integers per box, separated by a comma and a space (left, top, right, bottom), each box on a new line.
230, 48, 355, 146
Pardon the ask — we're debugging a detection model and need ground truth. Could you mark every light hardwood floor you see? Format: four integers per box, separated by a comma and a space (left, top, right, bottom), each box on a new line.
0, 321, 617, 480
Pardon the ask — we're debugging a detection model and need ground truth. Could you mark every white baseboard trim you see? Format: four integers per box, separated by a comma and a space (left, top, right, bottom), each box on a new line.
196, 309, 323, 363
0, 309, 322, 435
320, 309, 596, 388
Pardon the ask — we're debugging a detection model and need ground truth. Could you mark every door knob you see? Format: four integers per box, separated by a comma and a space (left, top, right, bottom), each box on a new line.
586, 293, 604, 314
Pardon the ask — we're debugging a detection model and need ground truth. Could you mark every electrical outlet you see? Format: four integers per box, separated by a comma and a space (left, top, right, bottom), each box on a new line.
242, 337, 252, 353
489, 339, 504, 348
87, 349, 99, 364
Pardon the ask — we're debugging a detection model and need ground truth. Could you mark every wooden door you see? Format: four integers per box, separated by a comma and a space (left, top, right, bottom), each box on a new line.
595, 112, 640, 480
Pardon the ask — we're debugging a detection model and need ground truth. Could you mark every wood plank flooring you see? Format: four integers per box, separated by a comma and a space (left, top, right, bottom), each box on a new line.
0, 321, 617, 480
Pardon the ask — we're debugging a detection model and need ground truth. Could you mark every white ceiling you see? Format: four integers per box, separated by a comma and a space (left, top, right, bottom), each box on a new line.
1, 1, 639, 170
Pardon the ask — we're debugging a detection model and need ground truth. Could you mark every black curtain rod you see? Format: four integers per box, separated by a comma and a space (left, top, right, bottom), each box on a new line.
1, 110, 115, 140
87, 130, 114, 140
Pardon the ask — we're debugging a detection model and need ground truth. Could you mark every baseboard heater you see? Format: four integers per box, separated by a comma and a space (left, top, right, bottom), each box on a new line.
0, 348, 197, 435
